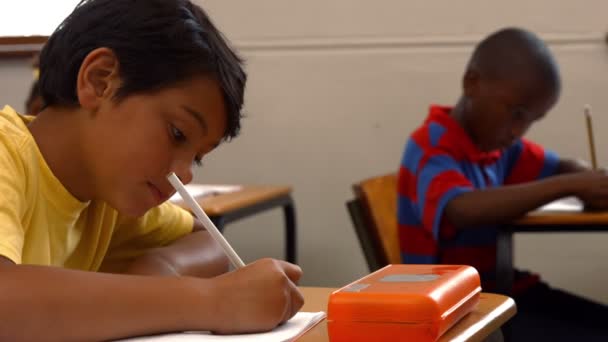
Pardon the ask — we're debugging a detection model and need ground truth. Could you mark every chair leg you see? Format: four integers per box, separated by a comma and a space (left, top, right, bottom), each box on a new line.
346, 199, 386, 271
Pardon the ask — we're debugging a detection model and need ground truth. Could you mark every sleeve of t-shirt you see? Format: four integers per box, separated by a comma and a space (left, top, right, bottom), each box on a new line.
99, 201, 194, 273
0, 140, 27, 264
417, 153, 474, 240
504, 138, 560, 184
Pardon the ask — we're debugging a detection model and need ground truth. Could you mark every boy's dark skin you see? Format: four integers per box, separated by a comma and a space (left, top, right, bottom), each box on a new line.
431, 28, 607, 341
445, 30, 608, 229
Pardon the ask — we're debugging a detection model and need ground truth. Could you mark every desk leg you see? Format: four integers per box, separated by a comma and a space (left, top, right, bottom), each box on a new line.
206, 195, 296, 264
496, 229, 515, 342
283, 198, 297, 264
496, 229, 514, 295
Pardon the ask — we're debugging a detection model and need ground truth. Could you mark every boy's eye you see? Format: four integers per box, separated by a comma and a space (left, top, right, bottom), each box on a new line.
171, 125, 187, 142
170, 124, 203, 167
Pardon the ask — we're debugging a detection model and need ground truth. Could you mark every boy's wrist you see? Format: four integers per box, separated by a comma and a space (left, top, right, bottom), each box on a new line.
174, 276, 224, 331
548, 173, 581, 198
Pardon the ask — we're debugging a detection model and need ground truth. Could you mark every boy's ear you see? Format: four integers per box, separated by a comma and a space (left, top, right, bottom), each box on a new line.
76, 48, 121, 111
462, 69, 480, 98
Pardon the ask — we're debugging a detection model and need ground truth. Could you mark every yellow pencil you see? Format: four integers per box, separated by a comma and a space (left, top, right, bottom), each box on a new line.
584, 105, 597, 170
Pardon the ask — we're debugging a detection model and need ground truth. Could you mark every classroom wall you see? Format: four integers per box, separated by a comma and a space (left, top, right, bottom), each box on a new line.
1, 0, 607, 303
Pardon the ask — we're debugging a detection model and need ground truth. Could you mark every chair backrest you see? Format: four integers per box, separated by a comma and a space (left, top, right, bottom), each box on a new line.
347, 173, 401, 271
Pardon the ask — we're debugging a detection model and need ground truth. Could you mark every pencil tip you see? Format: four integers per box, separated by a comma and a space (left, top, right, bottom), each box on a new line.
584, 104, 592, 116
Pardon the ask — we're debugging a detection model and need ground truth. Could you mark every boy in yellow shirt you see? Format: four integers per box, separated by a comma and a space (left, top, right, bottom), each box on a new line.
0, 0, 303, 340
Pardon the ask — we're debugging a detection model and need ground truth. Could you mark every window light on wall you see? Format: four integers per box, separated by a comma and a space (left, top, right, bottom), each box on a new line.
0, 0, 79, 37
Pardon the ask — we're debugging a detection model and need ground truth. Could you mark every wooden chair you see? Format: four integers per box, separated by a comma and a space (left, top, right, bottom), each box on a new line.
346, 173, 401, 271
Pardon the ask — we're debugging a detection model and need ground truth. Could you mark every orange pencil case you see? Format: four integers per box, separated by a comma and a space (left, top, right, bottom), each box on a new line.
327, 264, 481, 342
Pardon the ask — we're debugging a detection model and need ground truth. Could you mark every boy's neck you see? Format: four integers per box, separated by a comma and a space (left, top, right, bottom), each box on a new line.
27, 107, 96, 202
450, 97, 474, 138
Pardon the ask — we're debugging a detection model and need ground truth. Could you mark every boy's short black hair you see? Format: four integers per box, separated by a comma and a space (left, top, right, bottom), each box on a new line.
467, 27, 560, 96
38, 0, 246, 140
25, 80, 41, 112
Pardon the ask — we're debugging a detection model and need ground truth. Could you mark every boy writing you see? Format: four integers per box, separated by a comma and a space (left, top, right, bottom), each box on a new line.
398, 28, 607, 341
0, 0, 303, 340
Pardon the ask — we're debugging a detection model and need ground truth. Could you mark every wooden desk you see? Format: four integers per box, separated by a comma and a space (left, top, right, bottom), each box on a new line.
174, 185, 297, 263
514, 210, 608, 227
297, 287, 516, 342
497, 207, 608, 294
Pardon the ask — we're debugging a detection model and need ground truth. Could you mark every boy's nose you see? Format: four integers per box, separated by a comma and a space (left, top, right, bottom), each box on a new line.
172, 160, 193, 185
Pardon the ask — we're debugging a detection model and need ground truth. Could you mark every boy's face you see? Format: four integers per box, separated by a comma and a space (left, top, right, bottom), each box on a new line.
463, 73, 557, 152
86, 76, 227, 217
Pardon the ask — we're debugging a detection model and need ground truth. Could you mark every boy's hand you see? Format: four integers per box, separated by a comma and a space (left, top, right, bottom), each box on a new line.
201, 258, 304, 334
565, 170, 608, 210
583, 201, 608, 211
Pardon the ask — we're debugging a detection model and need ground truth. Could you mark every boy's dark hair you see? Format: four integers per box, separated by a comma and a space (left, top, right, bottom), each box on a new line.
38, 0, 246, 140
25, 80, 41, 113
467, 27, 560, 96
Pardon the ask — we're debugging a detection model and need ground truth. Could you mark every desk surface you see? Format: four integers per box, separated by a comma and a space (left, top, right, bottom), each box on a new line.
515, 209, 608, 226
174, 185, 292, 216
512, 197, 608, 226
297, 287, 516, 342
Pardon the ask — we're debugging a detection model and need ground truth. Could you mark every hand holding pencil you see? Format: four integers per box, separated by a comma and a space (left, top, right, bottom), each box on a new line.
578, 105, 608, 211
166, 172, 304, 333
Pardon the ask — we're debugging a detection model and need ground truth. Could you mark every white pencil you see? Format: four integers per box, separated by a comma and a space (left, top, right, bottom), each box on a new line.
584, 105, 597, 170
167, 172, 245, 268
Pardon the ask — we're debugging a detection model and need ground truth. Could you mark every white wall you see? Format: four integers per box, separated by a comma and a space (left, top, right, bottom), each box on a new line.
1, 0, 607, 303
0, 59, 34, 111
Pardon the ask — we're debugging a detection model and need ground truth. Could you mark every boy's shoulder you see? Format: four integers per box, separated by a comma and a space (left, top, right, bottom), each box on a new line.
0, 105, 34, 145
0, 105, 39, 173
404, 105, 511, 167
406, 106, 463, 158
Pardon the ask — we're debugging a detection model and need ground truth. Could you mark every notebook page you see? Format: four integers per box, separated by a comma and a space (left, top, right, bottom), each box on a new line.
116, 311, 326, 342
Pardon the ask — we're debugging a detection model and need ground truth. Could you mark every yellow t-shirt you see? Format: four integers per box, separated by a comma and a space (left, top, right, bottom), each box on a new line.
0, 105, 193, 272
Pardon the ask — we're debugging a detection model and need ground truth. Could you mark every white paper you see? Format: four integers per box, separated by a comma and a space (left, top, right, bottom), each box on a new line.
538, 197, 583, 212
116, 312, 326, 342
169, 184, 242, 202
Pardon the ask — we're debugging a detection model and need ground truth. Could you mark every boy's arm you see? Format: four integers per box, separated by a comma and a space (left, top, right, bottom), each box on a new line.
0, 256, 303, 341
124, 218, 231, 277
445, 170, 608, 229
0, 256, 207, 341
556, 158, 591, 174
